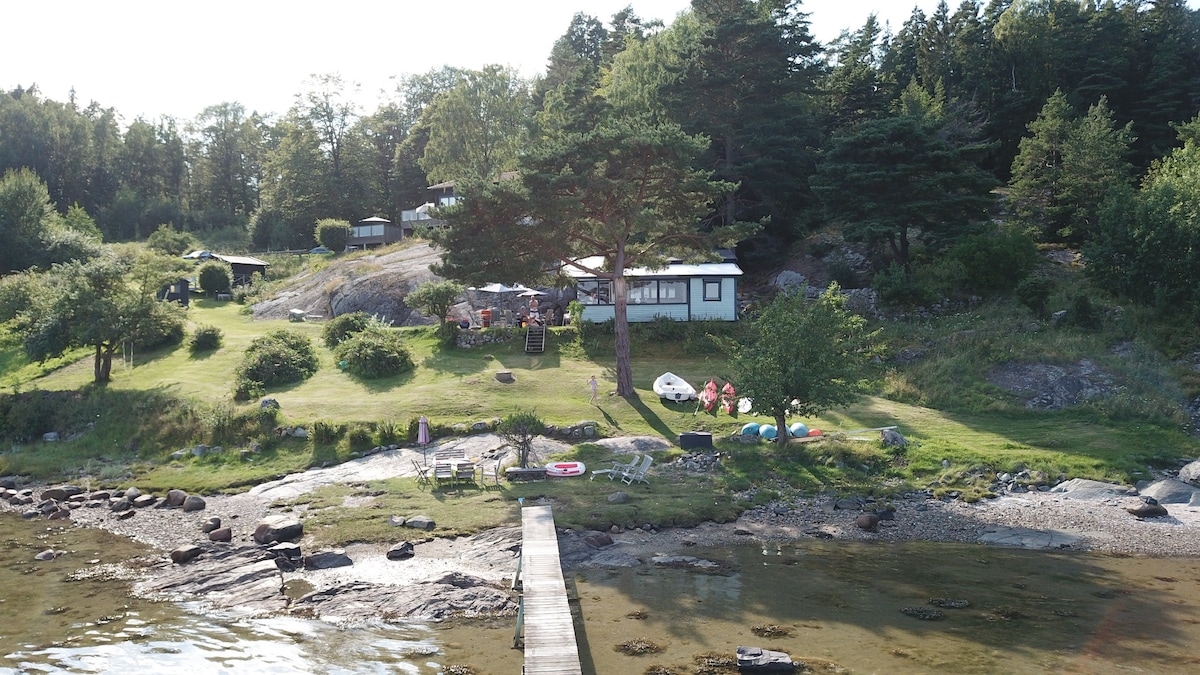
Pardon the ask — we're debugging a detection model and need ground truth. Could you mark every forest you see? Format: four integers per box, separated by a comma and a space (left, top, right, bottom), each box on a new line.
2, 0, 1200, 316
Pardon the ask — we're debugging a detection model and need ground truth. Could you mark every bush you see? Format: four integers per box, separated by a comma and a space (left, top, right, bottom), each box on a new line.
872, 263, 938, 307
335, 330, 414, 379
131, 302, 187, 351
322, 311, 372, 349
312, 420, 343, 444
188, 325, 223, 353
198, 261, 232, 294
315, 218, 350, 252
376, 419, 403, 446
1016, 276, 1053, 318
942, 231, 1039, 295
346, 424, 375, 452
233, 330, 319, 400
146, 224, 197, 256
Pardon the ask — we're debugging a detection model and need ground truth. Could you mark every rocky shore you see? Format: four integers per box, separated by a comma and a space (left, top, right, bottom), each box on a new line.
6, 435, 1200, 625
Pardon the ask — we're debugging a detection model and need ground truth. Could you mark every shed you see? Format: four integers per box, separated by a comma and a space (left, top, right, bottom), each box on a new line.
564, 255, 743, 323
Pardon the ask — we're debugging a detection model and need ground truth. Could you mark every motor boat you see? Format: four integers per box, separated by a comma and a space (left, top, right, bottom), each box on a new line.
653, 372, 697, 401
736, 645, 798, 673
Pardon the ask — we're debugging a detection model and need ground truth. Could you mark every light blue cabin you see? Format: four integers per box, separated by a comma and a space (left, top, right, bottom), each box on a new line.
565, 253, 743, 323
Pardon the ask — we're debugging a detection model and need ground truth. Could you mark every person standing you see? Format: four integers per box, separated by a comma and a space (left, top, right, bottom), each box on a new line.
588, 375, 599, 404
529, 297, 540, 322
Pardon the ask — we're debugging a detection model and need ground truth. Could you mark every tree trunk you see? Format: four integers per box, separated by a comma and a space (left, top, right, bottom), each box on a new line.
775, 413, 789, 447
94, 342, 115, 383
613, 273, 634, 397
723, 132, 736, 227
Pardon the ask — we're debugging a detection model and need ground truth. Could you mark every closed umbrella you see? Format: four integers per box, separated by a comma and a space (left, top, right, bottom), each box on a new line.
418, 415, 430, 446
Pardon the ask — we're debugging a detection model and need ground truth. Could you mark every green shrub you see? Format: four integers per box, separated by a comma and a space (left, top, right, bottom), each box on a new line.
346, 424, 374, 452
312, 420, 343, 444
189, 325, 223, 353
942, 231, 1039, 295
197, 261, 232, 294
1016, 276, 1053, 318
322, 312, 372, 349
0, 389, 56, 442
334, 330, 414, 379
826, 256, 859, 289
233, 330, 319, 400
315, 218, 350, 252
872, 263, 938, 307
1065, 294, 1102, 329
376, 419, 402, 446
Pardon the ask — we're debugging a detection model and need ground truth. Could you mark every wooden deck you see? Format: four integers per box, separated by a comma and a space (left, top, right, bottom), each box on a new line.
520, 505, 583, 675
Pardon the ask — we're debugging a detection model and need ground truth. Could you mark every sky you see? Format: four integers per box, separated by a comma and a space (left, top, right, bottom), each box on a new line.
4, 1, 1195, 123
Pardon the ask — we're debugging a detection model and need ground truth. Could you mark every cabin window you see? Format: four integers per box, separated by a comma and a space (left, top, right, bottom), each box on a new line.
703, 279, 722, 301
628, 280, 658, 304
577, 280, 612, 305
351, 224, 384, 238
658, 280, 687, 303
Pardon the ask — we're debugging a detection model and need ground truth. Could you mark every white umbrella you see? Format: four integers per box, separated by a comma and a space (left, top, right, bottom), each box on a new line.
476, 282, 518, 294
517, 288, 546, 297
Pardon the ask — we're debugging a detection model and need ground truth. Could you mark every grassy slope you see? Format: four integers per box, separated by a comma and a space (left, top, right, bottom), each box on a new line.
5, 252, 1200, 542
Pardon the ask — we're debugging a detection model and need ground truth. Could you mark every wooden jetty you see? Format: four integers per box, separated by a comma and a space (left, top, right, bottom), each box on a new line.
515, 505, 583, 674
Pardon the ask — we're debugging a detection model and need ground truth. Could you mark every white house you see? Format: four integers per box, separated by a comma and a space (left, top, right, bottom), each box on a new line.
565, 252, 743, 323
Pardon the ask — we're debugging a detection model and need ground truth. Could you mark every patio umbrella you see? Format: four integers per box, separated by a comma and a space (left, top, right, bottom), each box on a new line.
517, 288, 546, 297
473, 282, 517, 294
418, 415, 430, 446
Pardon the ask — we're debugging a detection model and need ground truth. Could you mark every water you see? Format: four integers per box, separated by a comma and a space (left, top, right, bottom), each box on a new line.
4, 513, 1200, 674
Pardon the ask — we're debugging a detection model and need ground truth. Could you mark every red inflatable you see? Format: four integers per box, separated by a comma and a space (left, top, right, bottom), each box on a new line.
806, 429, 823, 437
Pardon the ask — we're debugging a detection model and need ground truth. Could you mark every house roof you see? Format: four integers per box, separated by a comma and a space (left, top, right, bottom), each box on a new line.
564, 256, 742, 279
214, 254, 269, 267
359, 216, 391, 224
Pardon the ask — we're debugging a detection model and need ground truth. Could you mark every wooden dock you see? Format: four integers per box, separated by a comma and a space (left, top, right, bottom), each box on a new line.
519, 505, 583, 675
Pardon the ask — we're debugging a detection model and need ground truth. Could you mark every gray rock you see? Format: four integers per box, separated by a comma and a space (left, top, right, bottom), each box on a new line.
42, 432, 59, 442
116, 509, 136, 520
132, 494, 158, 508
123, 487, 142, 499
582, 532, 614, 548
387, 542, 415, 560
34, 549, 59, 560
607, 492, 630, 504
291, 427, 308, 439
880, 428, 908, 448
253, 515, 304, 544
405, 515, 435, 531
166, 489, 188, 507
260, 398, 280, 409
201, 517, 221, 533
171, 545, 204, 564
585, 551, 642, 567
170, 450, 188, 460
208, 527, 233, 542
772, 270, 806, 290
856, 513, 881, 531
1179, 459, 1200, 484
651, 555, 719, 569
1126, 502, 1169, 518
268, 542, 302, 559
192, 445, 209, 457
1140, 479, 1200, 505
0, 477, 16, 490
110, 498, 130, 512
835, 498, 861, 510
21, 509, 39, 519
388, 515, 406, 527
182, 495, 207, 512
1050, 478, 1135, 500
40, 487, 68, 502
304, 550, 353, 570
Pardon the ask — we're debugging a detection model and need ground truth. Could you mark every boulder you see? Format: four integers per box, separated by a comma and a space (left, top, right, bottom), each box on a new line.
166, 489, 188, 507
116, 509, 136, 520
110, 498, 130, 512
1179, 459, 1200, 484
405, 515, 436, 531
34, 549, 59, 561
0, 477, 16, 489
40, 487, 68, 502
253, 515, 304, 544
124, 487, 142, 499
304, 550, 353, 570
388, 515, 406, 527
387, 542, 416, 561
856, 513, 881, 531
170, 545, 204, 564
201, 517, 222, 533
880, 428, 909, 448
607, 492, 630, 504
268, 542, 302, 559
132, 494, 158, 508
208, 527, 233, 543
1050, 478, 1136, 500
583, 532, 614, 548
1127, 502, 1169, 518
182, 495, 207, 512
1140, 479, 1200, 505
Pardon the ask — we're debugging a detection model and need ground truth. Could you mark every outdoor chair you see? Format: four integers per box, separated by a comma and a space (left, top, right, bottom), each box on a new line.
433, 462, 455, 486
620, 455, 654, 485
455, 461, 477, 486
411, 459, 431, 488
591, 454, 640, 481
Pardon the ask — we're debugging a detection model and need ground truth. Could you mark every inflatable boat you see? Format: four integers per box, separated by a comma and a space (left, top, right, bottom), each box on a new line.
545, 461, 586, 477
653, 372, 697, 401
736, 645, 797, 673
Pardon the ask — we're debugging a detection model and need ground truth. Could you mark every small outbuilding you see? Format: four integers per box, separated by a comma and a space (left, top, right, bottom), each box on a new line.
564, 251, 743, 323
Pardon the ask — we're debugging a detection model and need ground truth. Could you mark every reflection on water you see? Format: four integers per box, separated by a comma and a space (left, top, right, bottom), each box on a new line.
5, 512, 1200, 674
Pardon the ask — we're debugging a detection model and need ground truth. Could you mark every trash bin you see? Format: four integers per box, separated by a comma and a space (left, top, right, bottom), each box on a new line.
481, 309, 492, 328
679, 431, 713, 449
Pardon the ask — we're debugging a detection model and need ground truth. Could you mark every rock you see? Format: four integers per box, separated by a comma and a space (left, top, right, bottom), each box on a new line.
1140, 479, 1200, 505
856, 513, 881, 531
387, 542, 416, 560
291, 427, 308, 439
124, 487, 142, 499
34, 549, 59, 560
116, 509, 136, 520
388, 515, 406, 527
495, 370, 514, 383
182, 495, 207, 512
304, 550, 353, 570
171, 545, 204, 564
253, 515, 304, 544
583, 551, 642, 567
21, 509, 39, 519
260, 398, 280, 409
208, 527, 233, 542
1126, 503, 1169, 518
132, 494, 158, 508
772, 270, 806, 290
834, 498, 861, 510
40, 487, 68, 502
166, 489, 188, 507
42, 431, 59, 442
1051, 478, 1136, 500
1179, 459, 1200, 484
47, 508, 71, 520
0, 477, 16, 489
607, 492, 630, 504
170, 450, 188, 460
405, 515, 435, 531
651, 555, 720, 569
609, 525, 621, 534
874, 507, 896, 521
191, 445, 209, 457
201, 517, 222, 533
582, 532, 614, 548
880, 428, 908, 447
269, 542, 302, 559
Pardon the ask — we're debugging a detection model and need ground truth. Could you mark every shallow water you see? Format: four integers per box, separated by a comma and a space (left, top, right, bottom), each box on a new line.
5, 513, 1200, 674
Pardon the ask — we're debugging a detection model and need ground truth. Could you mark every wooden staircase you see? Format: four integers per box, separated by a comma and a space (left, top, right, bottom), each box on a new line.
525, 324, 546, 353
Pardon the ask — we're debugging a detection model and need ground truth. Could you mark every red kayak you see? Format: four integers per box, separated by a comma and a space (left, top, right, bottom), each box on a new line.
545, 461, 586, 477
720, 381, 737, 414
700, 379, 718, 412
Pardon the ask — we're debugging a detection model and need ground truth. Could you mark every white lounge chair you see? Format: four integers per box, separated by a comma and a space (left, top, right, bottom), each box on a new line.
590, 454, 641, 481
620, 455, 654, 485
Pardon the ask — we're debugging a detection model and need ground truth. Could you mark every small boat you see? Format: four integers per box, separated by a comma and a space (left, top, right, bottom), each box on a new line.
737, 397, 753, 414
653, 372, 697, 401
736, 645, 798, 673
720, 381, 737, 414
700, 379, 718, 412
545, 461, 586, 477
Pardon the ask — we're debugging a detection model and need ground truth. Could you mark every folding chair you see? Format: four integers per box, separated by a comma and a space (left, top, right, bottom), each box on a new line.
411, 459, 431, 488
